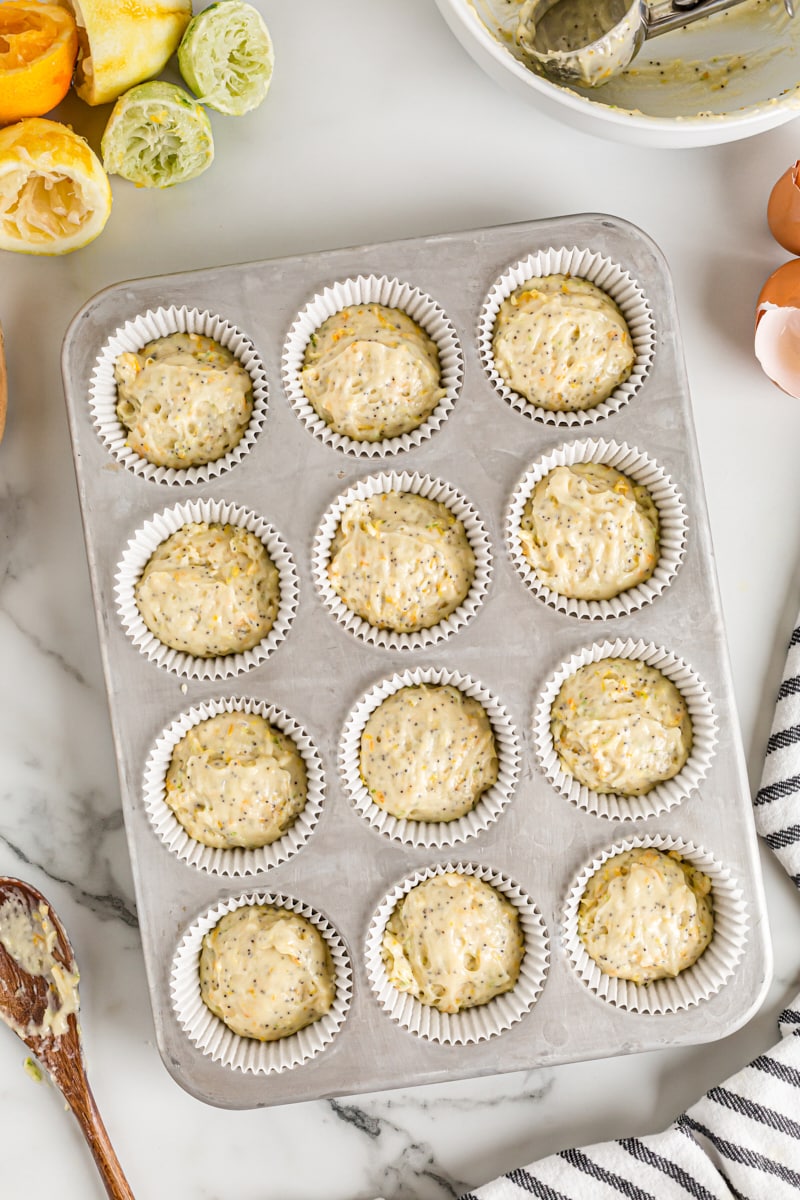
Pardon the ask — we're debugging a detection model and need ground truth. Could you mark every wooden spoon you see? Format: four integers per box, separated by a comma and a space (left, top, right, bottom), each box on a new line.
0, 878, 135, 1199
0, 322, 6, 444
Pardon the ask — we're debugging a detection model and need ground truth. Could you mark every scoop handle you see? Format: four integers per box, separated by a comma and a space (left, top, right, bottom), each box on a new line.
647, 0, 749, 38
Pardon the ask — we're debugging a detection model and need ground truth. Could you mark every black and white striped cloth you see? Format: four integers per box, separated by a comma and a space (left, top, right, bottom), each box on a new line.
755, 624, 800, 887
458, 621, 800, 1200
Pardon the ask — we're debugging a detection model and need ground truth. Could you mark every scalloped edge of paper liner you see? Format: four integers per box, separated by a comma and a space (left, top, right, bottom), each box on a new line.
339, 666, 520, 848
364, 862, 549, 1044
89, 305, 269, 485
505, 438, 688, 621
114, 498, 298, 680
281, 274, 464, 457
533, 637, 717, 821
170, 891, 352, 1074
142, 696, 325, 876
562, 833, 747, 1014
478, 246, 656, 427
311, 471, 492, 651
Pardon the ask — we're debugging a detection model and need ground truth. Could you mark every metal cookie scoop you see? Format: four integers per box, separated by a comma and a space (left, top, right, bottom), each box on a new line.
0, 878, 135, 1200
517, 0, 795, 88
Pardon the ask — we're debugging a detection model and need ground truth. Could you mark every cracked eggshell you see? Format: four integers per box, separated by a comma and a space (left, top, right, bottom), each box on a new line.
754, 259, 800, 400
768, 162, 800, 257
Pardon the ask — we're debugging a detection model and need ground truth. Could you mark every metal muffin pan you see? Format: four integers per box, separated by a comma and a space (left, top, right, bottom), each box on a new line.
61, 215, 771, 1109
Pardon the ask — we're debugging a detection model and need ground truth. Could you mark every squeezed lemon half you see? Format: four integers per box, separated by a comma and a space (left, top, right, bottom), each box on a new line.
101, 81, 214, 189
71, 0, 192, 106
178, 1, 274, 116
0, 117, 112, 255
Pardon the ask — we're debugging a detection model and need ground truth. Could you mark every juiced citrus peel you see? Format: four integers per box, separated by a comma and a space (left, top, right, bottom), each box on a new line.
0, 3, 78, 125
178, 1, 274, 115
0, 117, 112, 255
70, 0, 192, 106
101, 81, 214, 188
0, 1, 276, 252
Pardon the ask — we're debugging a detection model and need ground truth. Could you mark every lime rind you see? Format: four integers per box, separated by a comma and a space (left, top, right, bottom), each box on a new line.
178, 1, 273, 116
101, 81, 214, 189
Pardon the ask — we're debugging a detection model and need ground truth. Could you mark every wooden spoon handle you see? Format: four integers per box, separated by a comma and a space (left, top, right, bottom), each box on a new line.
54, 1047, 136, 1200
70, 1080, 136, 1200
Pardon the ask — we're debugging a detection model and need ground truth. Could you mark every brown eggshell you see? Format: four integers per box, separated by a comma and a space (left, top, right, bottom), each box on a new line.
755, 258, 800, 328
768, 162, 800, 255
754, 259, 800, 398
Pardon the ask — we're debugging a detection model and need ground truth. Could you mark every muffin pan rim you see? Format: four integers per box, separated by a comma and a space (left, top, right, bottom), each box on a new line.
60, 214, 771, 1109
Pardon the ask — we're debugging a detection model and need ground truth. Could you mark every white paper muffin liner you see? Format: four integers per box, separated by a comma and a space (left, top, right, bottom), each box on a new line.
312, 471, 492, 651
365, 862, 549, 1044
89, 305, 269, 484
563, 834, 747, 1014
479, 247, 655, 427
143, 697, 325, 876
506, 439, 687, 621
339, 667, 520, 848
281, 275, 463, 457
170, 891, 352, 1074
114, 498, 298, 680
534, 638, 717, 821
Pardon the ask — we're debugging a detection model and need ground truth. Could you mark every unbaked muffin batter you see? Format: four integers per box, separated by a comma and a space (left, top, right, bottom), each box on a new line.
165, 712, 307, 849
381, 873, 523, 1013
135, 521, 279, 657
301, 303, 445, 441
551, 658, 693, 796
578, 847, 714, 985
492, 274, 635, 411
199, 905, 335, 1041
115, 332, 253, 468
0, 897, 80, 1039
519, 462, 659, 600
328, 491, 475, 633
360, 684, 498, 822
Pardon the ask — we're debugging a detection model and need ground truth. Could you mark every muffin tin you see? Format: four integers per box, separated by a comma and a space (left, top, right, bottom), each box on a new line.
61, 215, 771, 1108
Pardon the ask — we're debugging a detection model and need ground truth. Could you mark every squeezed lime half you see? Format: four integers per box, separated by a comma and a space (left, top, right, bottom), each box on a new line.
101, 81, 214, 189
178, 1, 274, 116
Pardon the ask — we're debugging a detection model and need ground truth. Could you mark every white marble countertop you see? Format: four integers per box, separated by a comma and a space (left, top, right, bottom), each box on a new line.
2, 3, 800, 1197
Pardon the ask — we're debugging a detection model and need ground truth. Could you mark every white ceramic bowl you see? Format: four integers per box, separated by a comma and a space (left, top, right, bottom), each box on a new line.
434, 0, 800, 147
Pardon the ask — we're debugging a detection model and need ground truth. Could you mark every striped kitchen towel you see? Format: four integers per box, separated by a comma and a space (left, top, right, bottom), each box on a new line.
458, 620, 800, 1200
755, 623, 800, 885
